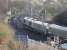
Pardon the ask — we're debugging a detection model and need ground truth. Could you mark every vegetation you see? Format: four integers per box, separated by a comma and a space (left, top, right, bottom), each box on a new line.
53, 10, 67, 26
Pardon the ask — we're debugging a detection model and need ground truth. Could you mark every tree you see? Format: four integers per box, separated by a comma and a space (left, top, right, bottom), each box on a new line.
0, 0, 8, 14
52, 10, 67, 26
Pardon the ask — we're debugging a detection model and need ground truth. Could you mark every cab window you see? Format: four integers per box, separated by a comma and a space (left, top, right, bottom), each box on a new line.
24, 19, 25, 23
29, 22, 32, 25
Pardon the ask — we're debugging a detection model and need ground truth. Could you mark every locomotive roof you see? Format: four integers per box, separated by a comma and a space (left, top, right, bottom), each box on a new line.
50, 24, 67, 31
24, 17, 48, 26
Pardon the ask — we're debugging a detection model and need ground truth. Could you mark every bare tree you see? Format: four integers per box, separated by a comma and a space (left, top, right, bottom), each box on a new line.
0, 0, 8, 14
